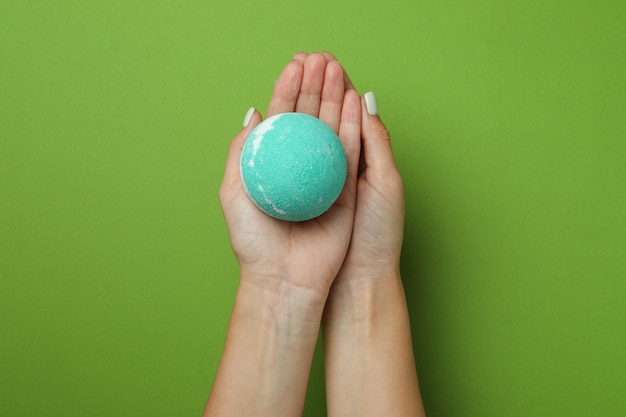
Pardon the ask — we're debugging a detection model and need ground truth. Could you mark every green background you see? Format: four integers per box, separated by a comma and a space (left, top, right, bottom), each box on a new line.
1, 0, 625, 415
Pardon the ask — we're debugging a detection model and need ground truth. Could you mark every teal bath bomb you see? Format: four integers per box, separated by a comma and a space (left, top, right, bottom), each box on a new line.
240, 113, 347, 222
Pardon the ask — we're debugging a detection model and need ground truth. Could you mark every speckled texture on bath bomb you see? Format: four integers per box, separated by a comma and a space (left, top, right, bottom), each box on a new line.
240, 112, 347, 222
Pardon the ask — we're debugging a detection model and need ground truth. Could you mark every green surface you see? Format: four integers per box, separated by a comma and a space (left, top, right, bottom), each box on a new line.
1, 0, 625, 416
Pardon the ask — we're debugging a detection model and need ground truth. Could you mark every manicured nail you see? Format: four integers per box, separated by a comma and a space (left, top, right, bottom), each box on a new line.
243, 107, 255, 128
364, 91, 378, 116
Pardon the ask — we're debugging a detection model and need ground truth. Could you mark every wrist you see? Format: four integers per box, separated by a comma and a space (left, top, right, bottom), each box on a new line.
236, 273, 328, 335
322, 269, 424, 417
323, 269, 407, 329
206, 272, 327, 417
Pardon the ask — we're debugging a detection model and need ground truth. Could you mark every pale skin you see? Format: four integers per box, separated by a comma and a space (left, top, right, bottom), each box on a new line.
204, 52, 425, 417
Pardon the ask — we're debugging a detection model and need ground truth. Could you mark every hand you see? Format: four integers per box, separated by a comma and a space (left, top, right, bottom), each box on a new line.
219, 52, 362, 300
331, 92, 406, 296
322, 89, 425, 417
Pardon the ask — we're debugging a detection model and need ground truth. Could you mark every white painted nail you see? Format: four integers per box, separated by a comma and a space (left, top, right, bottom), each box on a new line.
364, 91, 378, 116
243, 107, 255, 128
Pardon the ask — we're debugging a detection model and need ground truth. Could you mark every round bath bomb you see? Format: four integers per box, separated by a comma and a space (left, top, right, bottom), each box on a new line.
240, 112, 347, 222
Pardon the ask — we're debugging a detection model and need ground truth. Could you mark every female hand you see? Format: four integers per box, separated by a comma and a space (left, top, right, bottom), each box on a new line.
322, 88, 425, 417
332, 92, 406, 295
219, 52, 362, 301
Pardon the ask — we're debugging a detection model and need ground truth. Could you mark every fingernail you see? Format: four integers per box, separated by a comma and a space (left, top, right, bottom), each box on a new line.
243, 107, 255, 128
364, 91, 378, 116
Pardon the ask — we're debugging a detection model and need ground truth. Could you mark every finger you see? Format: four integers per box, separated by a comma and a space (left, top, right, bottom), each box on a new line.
342, 68, 356, 92
360, 92, 397, 175
321, 51, 356, 91
295, 53, 327, 117
332, 89, 362, 211
222, 108, 262, 190
266, 59, 304, 117
318, 60, 345, 133
320, 50, 338, 63
292, 51, 308, 63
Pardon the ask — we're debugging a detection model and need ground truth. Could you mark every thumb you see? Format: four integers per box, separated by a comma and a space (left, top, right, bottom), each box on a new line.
360, 92, 397, 175
222, 107, 262, 188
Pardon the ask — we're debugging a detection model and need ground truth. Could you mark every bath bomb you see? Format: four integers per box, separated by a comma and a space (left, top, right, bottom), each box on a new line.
240, 112, 347, 222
